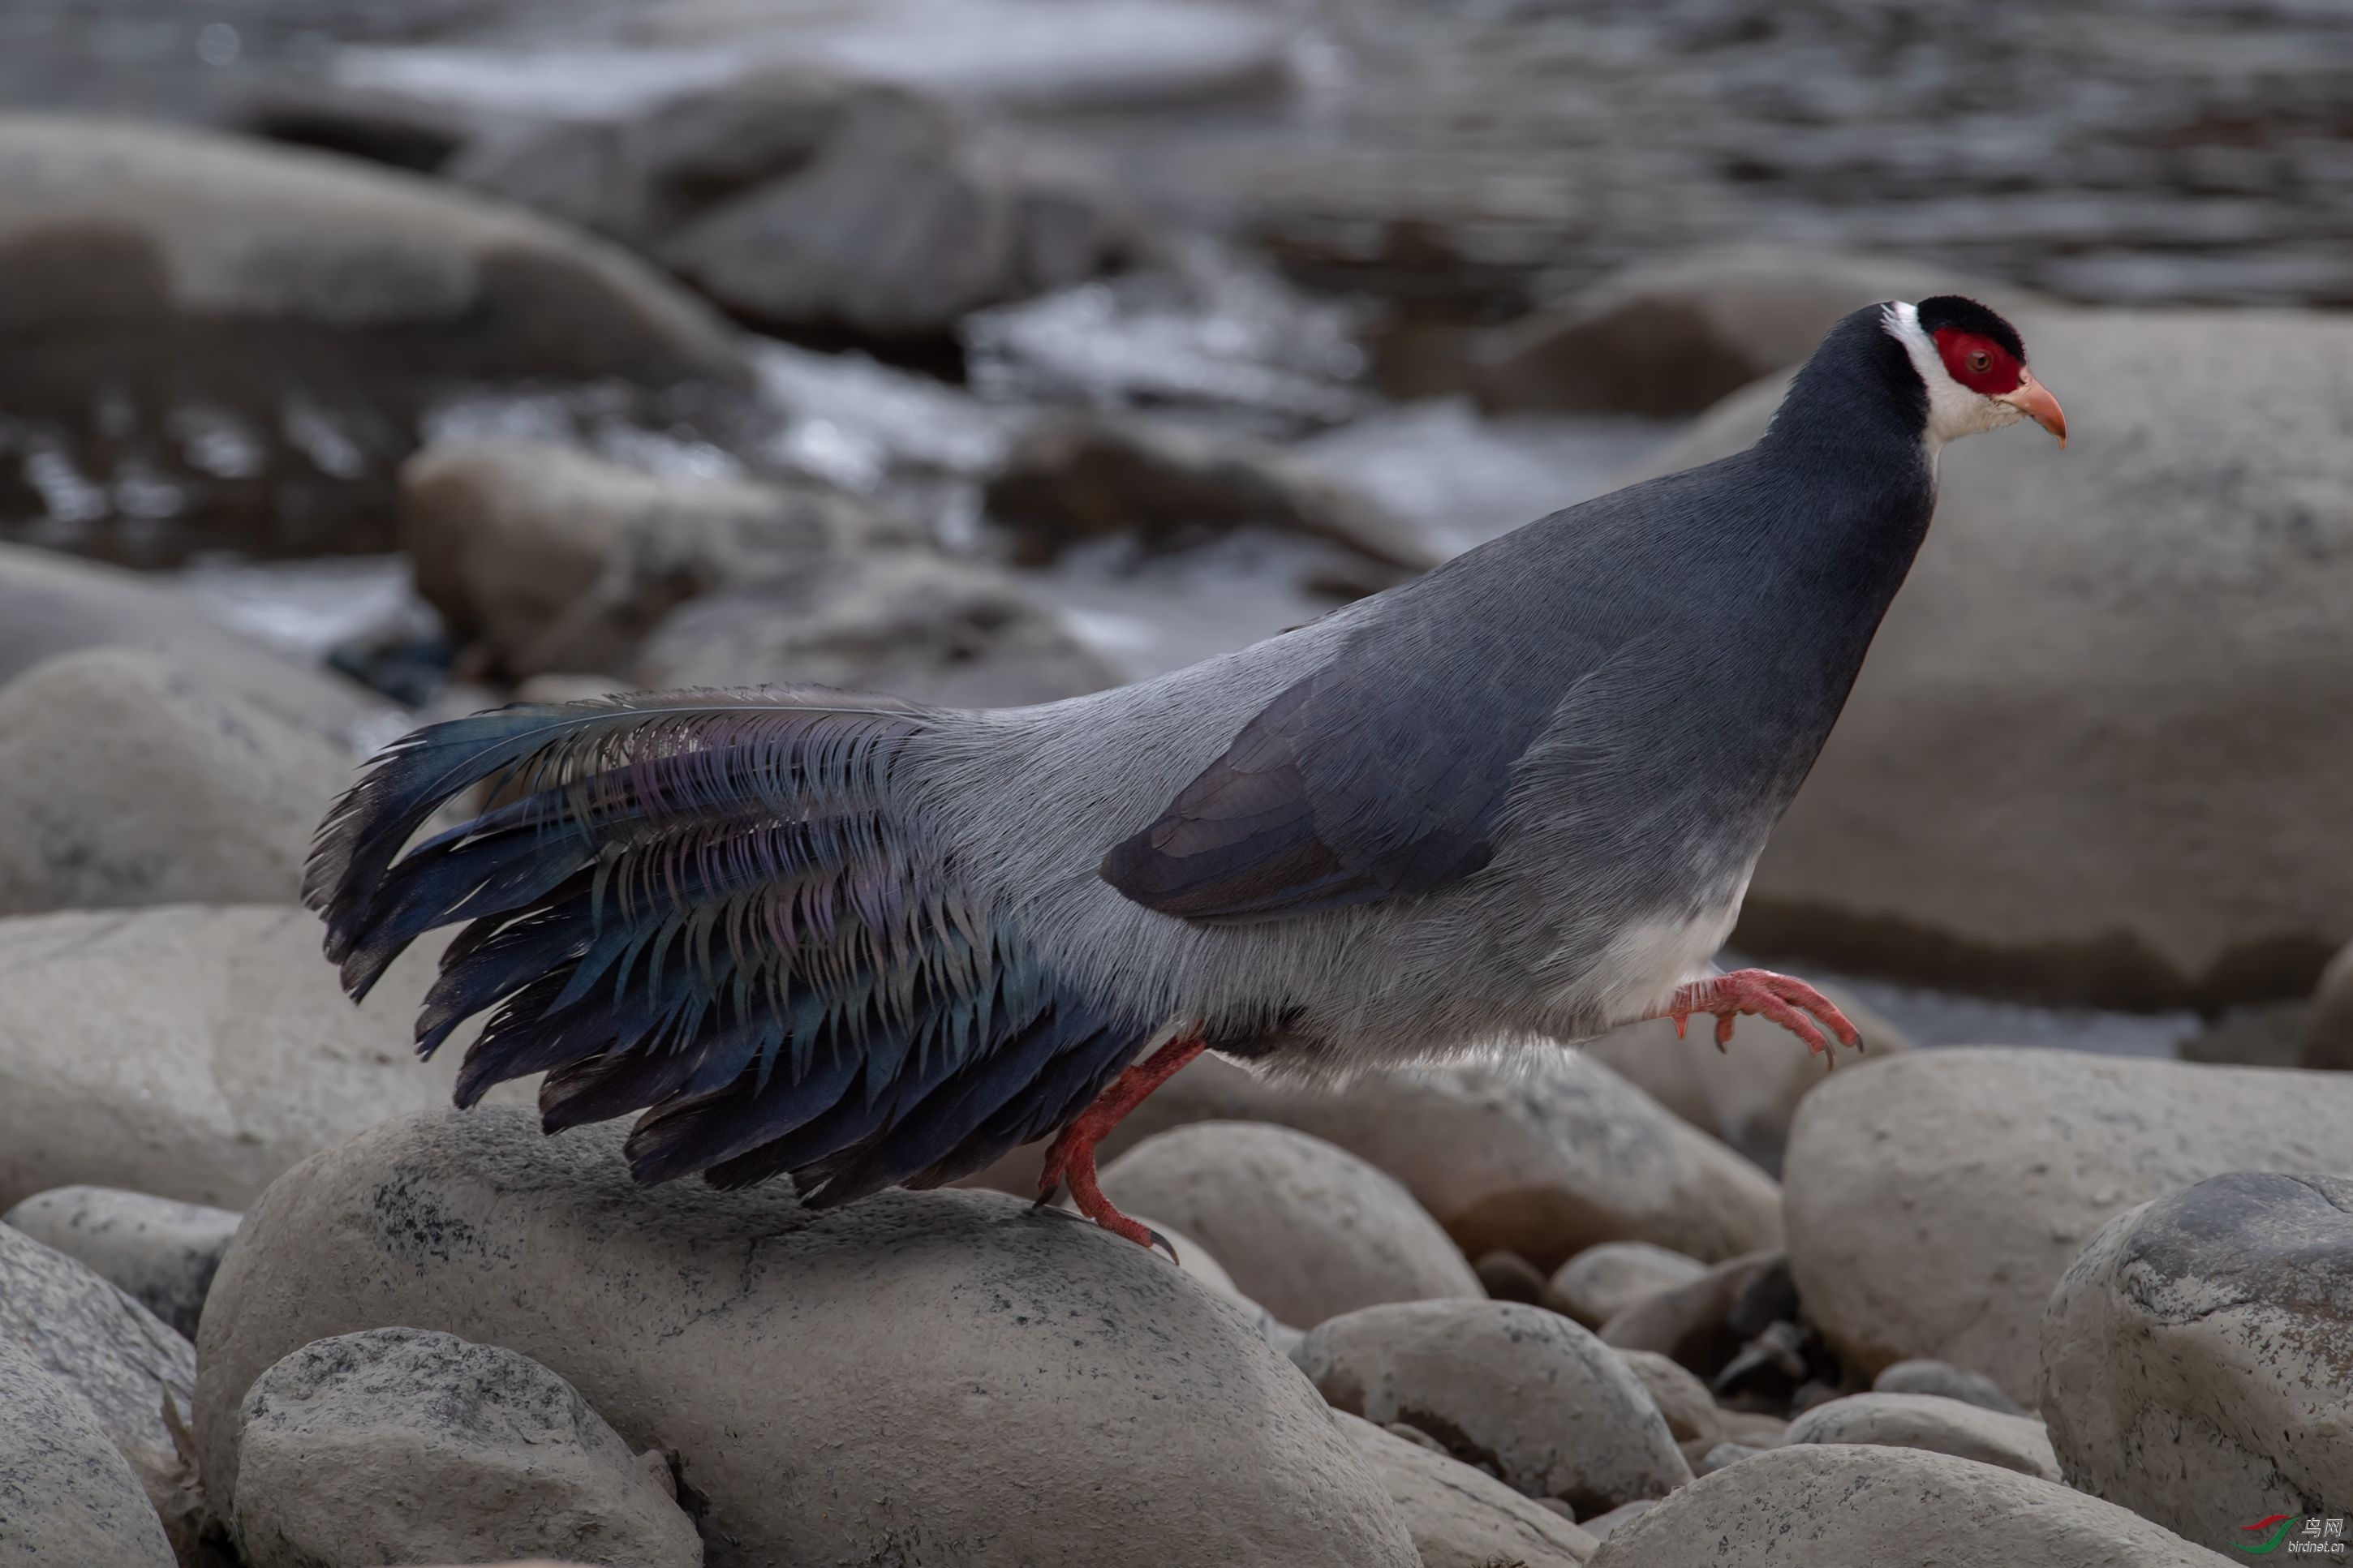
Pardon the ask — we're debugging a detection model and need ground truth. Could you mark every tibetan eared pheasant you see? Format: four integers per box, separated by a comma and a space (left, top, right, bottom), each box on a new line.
308, 296, 2067, 1248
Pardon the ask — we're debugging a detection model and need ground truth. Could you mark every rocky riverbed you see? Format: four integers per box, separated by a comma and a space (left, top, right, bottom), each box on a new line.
2, 2, 2351, 1565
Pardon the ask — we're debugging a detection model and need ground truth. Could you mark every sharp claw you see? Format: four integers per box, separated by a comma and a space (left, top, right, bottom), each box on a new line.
1671, 1014, 1689, 1041
1147, 1229, 1181, 1265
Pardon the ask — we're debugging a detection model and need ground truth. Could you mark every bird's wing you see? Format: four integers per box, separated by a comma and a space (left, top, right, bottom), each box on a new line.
307, 689, 1152, 1201
1101, 615, 1581, 923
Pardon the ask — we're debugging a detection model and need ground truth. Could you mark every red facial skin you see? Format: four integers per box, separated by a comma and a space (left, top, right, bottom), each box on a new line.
1931, 328, 2026, 396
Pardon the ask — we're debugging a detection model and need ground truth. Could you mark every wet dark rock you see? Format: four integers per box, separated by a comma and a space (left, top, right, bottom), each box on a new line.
630, 548, 1121, 708
454, 67, 1136, 349
0, 115, 749, 565
400, 440, 900, 681
983, 411, 1435, 573
230, 1329, 701, 1568
2040, 1171, 2353, 1553
195, 1107, 1421, 1568
4, 1187, 242, 1342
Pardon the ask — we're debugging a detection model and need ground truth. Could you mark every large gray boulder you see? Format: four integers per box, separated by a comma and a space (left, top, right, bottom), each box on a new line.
1339, 1414, 1598, 1567
1783, 1047, 2353, 1400
1587, 1443, 2220, 1566
231, 1329, 700, 1568
399, 440, 897, 680
0, 543, 394, 752
1099, 1122, 1480, 1329
631, 548, 1121, 707
1624, 305, 2353, 1009
456, 67, 1132, 339
1297, 1300, 1692, 1514
0, 114, 747, 561
4, 1187, 242, 1342
0, 1334, 174, 1568
0, 648, 355, 917
970, 1050, 1783, 1274
1474, 246, 2033, 415
2040, 1171, 2353, 1552
0, 904, 518, 1214
194, 1108, 1421, 1568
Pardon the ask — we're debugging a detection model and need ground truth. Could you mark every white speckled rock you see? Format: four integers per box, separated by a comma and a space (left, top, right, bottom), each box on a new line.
1783, 1047, 2353, 1400
0, 904, 523, 1214
0, 649, 356, 917
1297, 1300, 1691, 1514
0, 1334, 174, 1566
1340, 1413, 1598, 1567
194, 1108, 1419, 1568
5, 1187, 242, 1341
1588, 1444, 2220, 1566
1784, 1393, 2059, 1481
1546, 1242, 1707, 1330
231, 1328, 699, 1568
2040, 1171, 2353, 1553
976, 1050, 1782, 1273
1100, 1122, 1480, 1328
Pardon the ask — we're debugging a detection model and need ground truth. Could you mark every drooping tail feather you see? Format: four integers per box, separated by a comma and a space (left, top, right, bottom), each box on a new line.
305, 686, 1151, 1201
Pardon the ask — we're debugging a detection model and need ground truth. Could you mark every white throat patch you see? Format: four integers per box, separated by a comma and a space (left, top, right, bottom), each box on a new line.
1883, 300, 2025, 456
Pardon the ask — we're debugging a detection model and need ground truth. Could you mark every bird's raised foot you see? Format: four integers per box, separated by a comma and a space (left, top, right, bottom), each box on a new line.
1034, 1033, 1205, 1252
1661, 969, 1862, 1068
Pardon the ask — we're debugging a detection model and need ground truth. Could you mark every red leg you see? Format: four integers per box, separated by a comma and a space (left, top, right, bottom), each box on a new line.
1037, 1033, 1206, 1250
1654, 969, 1863, 1068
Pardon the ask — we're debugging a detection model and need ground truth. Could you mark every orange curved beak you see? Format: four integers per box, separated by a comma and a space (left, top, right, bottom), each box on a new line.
1999, 370, 2067, 447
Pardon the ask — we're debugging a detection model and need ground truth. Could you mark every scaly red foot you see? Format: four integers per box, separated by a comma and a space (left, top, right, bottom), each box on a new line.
1658, 969, 1862, 1068
1037, 1033, 1205, 1253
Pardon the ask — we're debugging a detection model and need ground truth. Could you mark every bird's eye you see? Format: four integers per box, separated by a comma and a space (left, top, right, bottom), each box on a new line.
1967, 349, 1992, 373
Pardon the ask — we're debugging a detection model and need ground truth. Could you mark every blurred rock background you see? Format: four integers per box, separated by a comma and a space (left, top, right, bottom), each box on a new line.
0, 4, 2349, 1566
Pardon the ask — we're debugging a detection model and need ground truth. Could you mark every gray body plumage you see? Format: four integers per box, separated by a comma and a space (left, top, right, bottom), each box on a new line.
307, 303, 1946, 1201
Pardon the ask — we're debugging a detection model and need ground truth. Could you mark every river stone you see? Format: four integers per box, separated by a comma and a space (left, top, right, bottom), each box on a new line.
231, 1328, 700, 1568
1624, 305, 2353, 1009
1597, 1249, 1783, 1378
456, 67, 1132, 340
2299, 939, 2353, 1071
1546, 1241, 1709, 1330
1297, 1300, 1692, 1514
1588, 1444, 2217, 1566
2040, 1171, 2353, 1552
3, 1187, 242, 1341
1784, 1393, 2059, 1482
0, 115, 748, 562
192, 1107, 1420, 1568
1783, 1047, 2353, 1400
1580, 982, 1910, 1174
0, 543, 395, 751
983, 411, 1435, 572
399, 440, 894, 680
0, 904, 518, 1214
1611, 1349, 1722, 1447
0, 1334, 174, 1567
0, 649, 355, 917
1340, 1413, 1598, 1567
1872, 1359, 2024, 1416
630, 548, 1121, 707
969, 1050, 1783, 1273
1099, 1122, 1480, 1328
1474, 245, 2032, 416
